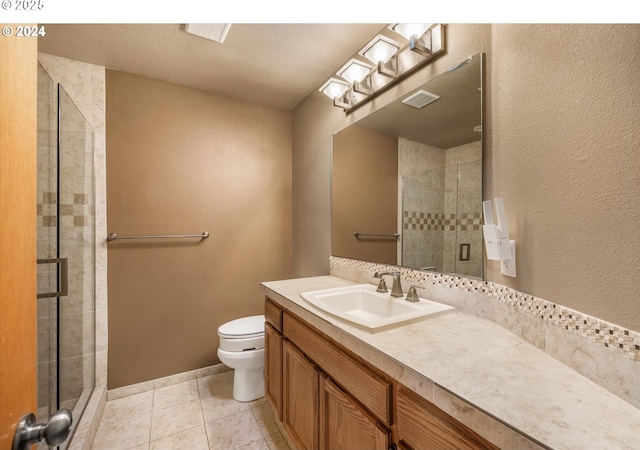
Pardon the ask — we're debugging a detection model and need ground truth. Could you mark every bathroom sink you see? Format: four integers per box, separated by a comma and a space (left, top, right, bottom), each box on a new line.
300, 284, 454, 331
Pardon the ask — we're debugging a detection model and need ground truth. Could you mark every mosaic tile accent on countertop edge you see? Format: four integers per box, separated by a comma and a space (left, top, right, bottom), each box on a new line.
330, 256, 640, 363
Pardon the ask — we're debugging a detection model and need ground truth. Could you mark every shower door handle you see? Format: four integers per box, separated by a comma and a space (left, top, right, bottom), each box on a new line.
12, 409, 73, 450
36, 258, 68, 298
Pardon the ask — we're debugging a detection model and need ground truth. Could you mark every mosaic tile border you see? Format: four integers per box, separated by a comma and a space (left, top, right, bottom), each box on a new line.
330, 256, 640, 363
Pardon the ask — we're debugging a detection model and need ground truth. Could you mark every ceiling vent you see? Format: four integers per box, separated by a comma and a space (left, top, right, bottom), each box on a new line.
185, 24, 231, 43
402, 90, 440, 109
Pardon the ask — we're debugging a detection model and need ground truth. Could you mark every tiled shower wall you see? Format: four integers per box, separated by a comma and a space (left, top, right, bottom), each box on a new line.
398, 138, 482, 277
38, 53, 107, 449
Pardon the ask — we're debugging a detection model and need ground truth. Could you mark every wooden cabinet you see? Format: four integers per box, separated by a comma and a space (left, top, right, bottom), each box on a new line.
320, 375, 390, 450
396, 387, 499, 450
265, 298, 284, 419
284, 312, 392, 425
281, 328, 390, 450
265, 323, 283, 419
283, 340, 319, 450
280, 309, 392, 450
264, 297, 498, 450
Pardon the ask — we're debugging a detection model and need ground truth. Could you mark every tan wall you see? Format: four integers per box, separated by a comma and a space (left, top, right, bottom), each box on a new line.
292, 24, 640, 332
486, 24, 640, 330
332, 124, 398, 264
106, 70, 293, 389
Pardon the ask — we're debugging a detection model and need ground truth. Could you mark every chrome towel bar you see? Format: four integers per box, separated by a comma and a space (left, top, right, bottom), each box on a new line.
107, 232, 209, 242
353, 231, 401, 238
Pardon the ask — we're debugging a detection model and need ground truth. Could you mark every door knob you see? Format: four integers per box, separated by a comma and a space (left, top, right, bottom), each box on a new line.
12, 409, 73, 450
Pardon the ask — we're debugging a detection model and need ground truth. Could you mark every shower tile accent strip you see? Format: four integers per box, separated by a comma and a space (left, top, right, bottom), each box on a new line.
403, 211, 482, 231
403, 211, 447, 231
38, 190, 88, 227
457, 212, 482, 231
329, 256, 640, 363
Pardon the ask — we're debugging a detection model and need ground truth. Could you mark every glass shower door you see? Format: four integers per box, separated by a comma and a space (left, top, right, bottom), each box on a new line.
401, 159, 482, 278
36, 62, 95, 449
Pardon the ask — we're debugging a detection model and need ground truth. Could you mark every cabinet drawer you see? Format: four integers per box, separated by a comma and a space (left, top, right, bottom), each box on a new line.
284, 312, 392, 425
265, 297, 283, 332
397, 387, 499, 450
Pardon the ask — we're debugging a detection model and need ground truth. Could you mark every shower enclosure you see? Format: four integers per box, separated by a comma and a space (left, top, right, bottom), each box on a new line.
36, 62, 96, 449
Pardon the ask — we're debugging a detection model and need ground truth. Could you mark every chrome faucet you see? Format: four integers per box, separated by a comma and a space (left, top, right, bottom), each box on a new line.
373, 271, 404, 297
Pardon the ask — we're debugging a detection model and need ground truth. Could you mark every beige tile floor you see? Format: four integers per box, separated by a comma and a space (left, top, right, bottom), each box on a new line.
91, 370, 291, 450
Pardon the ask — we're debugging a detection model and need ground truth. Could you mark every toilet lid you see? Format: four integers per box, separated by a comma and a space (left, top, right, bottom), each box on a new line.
218, 315, 265, 338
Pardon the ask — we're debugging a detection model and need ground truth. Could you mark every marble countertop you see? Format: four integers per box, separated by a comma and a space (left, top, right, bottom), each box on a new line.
261, 275, 640, 450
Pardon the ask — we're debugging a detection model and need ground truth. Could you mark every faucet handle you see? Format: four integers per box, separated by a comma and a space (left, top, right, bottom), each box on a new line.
375, 278, 388, 293
405, 285, 421, 302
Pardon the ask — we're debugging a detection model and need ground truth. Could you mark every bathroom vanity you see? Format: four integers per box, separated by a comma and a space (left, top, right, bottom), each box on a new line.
265, 296, 495, 449
261, 276, 640, 450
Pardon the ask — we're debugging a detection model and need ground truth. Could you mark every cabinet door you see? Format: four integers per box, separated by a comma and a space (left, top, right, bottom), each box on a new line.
397, 387, 498, 450
265, 322, 283, 420
283, 340, 319, 450
320, 376, 390, 450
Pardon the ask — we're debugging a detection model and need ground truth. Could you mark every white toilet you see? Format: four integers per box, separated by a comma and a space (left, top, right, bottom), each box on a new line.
217, 315, 265, 402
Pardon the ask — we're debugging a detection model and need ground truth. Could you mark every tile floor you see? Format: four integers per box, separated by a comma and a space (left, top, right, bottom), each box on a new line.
91, 370, 291, 450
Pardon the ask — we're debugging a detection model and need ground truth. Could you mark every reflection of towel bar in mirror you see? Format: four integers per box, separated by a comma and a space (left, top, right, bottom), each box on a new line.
353, 231, 401, 239
107, 232, 209, 242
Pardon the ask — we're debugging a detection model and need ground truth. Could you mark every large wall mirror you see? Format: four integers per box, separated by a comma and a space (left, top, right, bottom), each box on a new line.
332, 53, 484, 278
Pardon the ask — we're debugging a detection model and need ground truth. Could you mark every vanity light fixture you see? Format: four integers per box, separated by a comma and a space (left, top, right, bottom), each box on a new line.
389, 23, 431, 40
336, 59, 375, 97
320, 78, 350, 100
337, 58, 374, 84
360, 35, 401, 63
359, 35, 401, 78
318, 23, 445, 112
184, 24, 231, 43
389, 23, 434, 56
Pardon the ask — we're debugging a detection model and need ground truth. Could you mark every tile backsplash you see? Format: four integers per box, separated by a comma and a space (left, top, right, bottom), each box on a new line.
330, 256, 640, 408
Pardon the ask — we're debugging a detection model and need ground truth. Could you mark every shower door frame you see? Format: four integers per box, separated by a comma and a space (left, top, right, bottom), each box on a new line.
36, 62, 97, 449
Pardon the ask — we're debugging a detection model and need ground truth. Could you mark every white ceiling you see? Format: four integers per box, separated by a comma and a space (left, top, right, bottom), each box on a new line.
38, 24, 386, 111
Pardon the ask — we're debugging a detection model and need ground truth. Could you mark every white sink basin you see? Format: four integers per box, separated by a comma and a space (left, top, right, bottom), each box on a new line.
300, 284, 454, 331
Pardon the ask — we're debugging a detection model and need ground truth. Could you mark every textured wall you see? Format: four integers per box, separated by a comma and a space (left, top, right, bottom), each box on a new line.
332, 124, 398, 264
486, 24, 640, 330
106, 70, 293, 388
292, 24, 640, 331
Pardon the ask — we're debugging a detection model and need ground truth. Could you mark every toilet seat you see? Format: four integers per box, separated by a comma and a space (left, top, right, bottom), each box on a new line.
218, 315, 265, 352
218, 315, 264, 338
